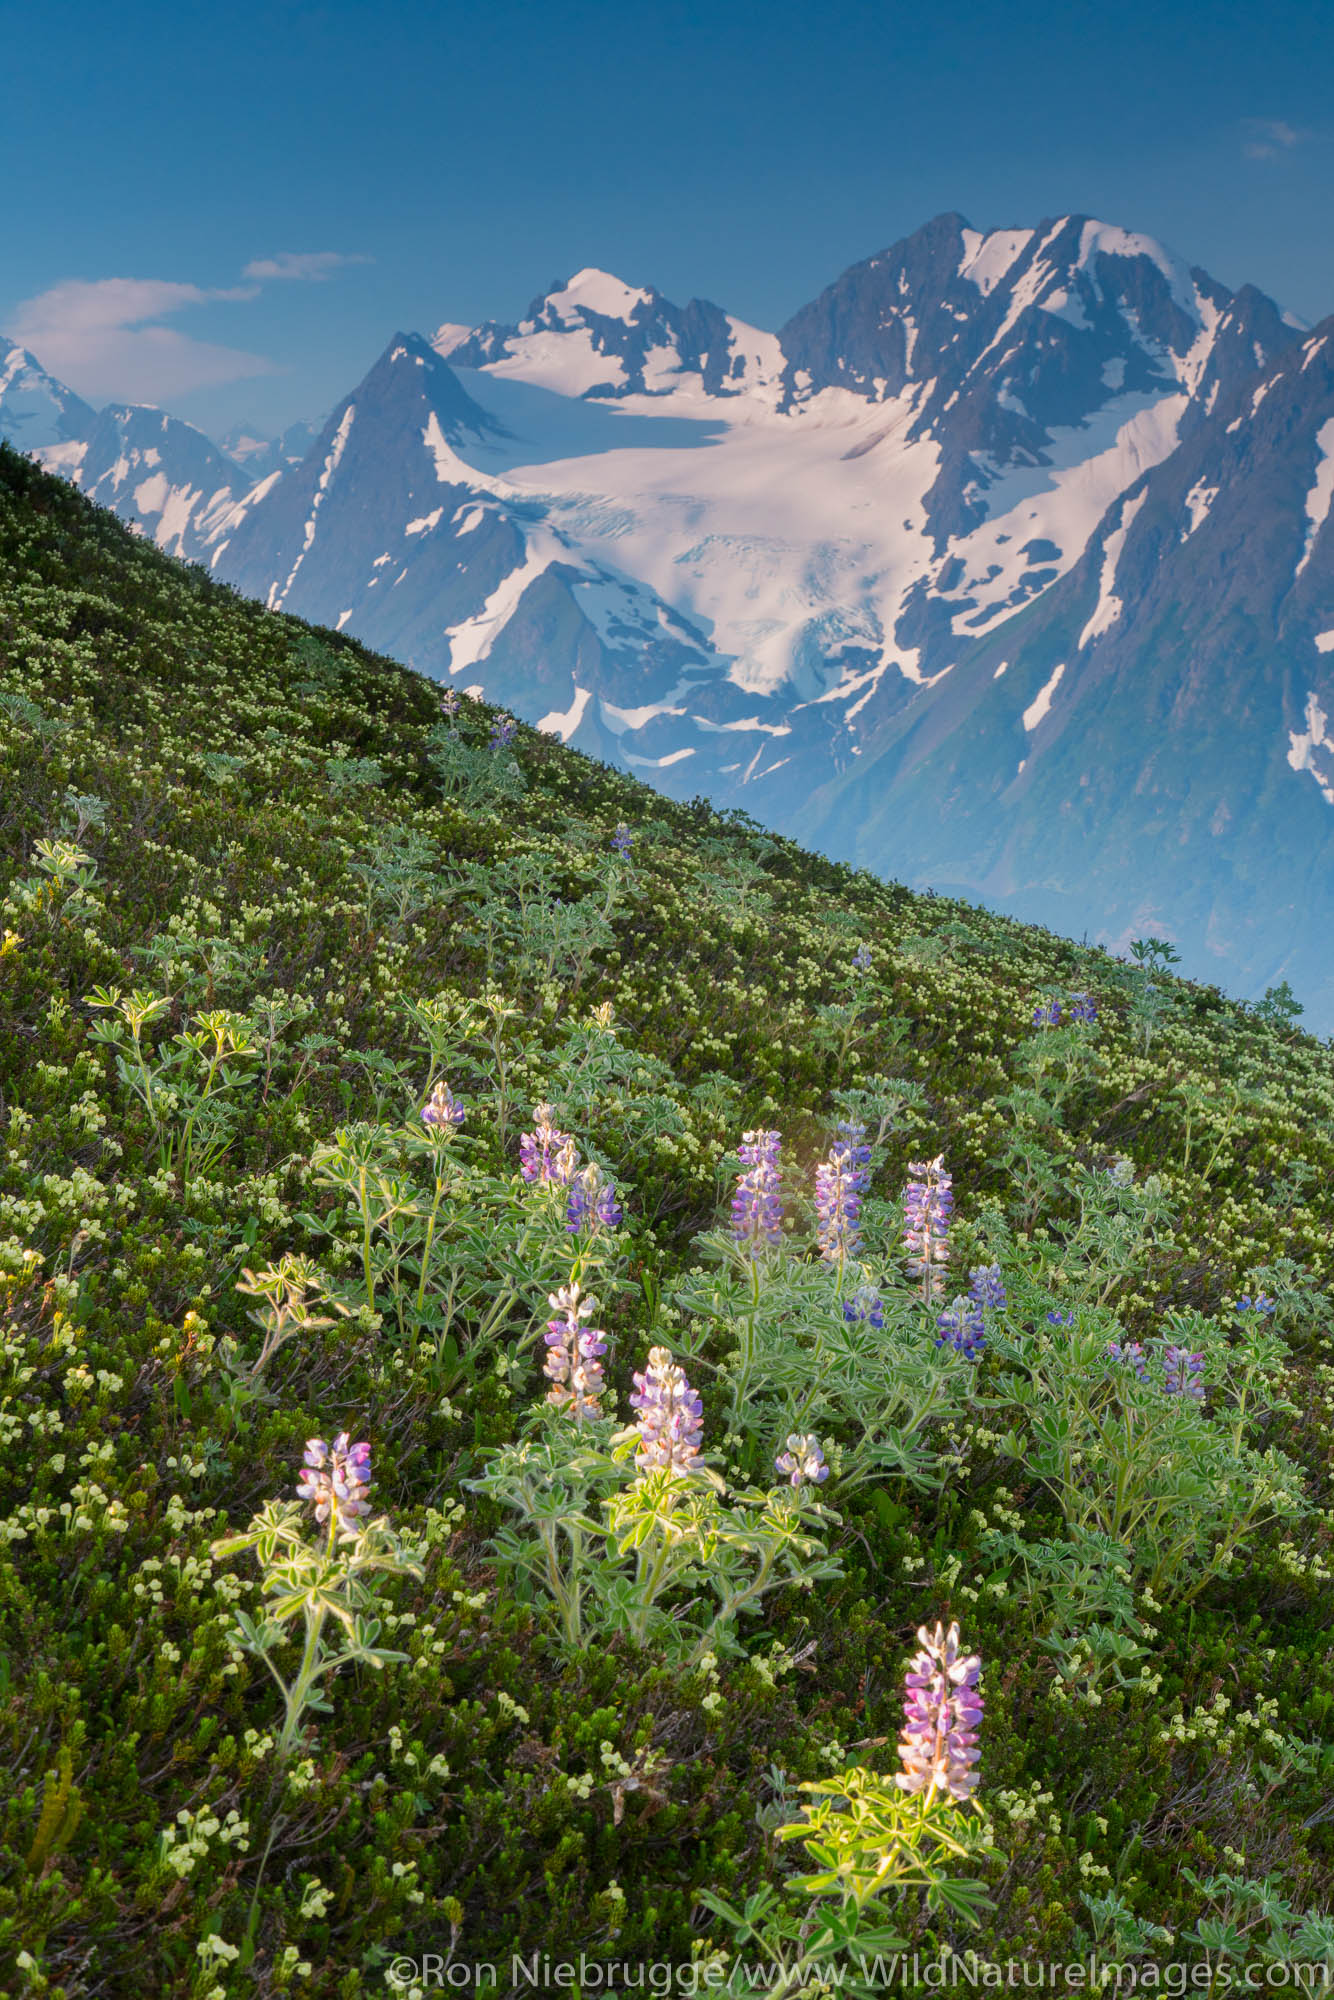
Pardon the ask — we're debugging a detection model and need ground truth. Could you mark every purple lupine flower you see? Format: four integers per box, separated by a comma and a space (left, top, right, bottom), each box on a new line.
1069, 992, 1098, 1023
935, 1296, 986, 1362
968, 1263, 1007, 1313
565, 1161, 622, 1236
902, 1155, 953, 1301
731, 1128, 784, 1255
628, 1347, 704, 1477
1045, 1309, 1077, 1326
815, 1122, 870, 1264
1106, 1339, 1149, 1383
543, 1281, 607, 1422
519, 1103, 577, 1186
834, 1120, 873, 1178
1162, 1344, 1205, 1402
421, 1081, 466, 1131
843, 1283, 885, 1329
851, 943, 874, 973
774, 1432, 830, 1489
489, 714, 517, 749
439, 687, 461, 718
1033, 1000, 1062, 1028
1233, 1294, 1276, 1315
738, 1129, 783, 1170
297, 1432, 372, 1531
896, 1621, 983, 1805
610, 824, 633, 858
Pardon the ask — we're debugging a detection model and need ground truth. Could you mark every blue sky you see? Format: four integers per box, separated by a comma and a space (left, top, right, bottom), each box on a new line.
5, 0, 1333, 439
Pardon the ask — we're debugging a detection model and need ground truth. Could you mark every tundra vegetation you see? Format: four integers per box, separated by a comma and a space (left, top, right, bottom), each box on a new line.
2, 439, 1334, 1995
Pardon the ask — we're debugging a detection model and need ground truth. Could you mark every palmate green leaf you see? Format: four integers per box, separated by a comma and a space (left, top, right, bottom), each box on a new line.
696, 1884, 786, 1937
231, 1608, 286, 1653
1181, 1916, 1250, 1955
606, 1507, 663, 1554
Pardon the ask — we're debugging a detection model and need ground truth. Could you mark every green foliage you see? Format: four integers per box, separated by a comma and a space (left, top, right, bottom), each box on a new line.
471, 1409, 843, 1665
3, 438, 1334, 1992
213, 1502, 426, 1759
699, 1768, 992, 1997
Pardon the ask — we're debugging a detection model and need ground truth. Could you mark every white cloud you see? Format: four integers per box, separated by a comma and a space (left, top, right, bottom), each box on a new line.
1242, 117, 1307, 160
242, 251, 371, 281
5, 252, 371, 406
8, 275, 274, 404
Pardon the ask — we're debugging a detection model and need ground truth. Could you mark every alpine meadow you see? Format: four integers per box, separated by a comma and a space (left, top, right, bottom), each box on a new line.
4, 425, 1334, 1991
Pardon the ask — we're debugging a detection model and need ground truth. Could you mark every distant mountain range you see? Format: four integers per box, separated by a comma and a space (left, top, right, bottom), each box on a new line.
5, 212, 1334, 1023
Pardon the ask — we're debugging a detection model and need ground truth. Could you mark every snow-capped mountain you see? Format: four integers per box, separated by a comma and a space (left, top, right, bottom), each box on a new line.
206, 332, 732, 759
444, 213, 1299, 727
0, 338, 249, 554
12, 212, 1334, 1015
442, 266, 783, 403
798, 313, 1334, 1013
200, 212, 1304, 783
0, 342, 96, 459
71, 405, 246, 555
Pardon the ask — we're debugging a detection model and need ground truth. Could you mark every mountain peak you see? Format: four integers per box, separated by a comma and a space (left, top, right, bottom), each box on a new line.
432, 322, 473, 359
0, 339, 98, 450
547, 269, 655, 322
352, 334, 510, 445
1045, 214, 1201, 319
385, 330, 438, 362
440, 268, 769, 402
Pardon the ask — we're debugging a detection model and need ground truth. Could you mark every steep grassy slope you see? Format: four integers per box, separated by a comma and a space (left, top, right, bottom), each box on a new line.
3, 440, 1334, 1994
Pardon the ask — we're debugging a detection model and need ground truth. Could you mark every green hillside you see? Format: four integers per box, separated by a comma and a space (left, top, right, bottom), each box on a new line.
3, 437, 1334, 1996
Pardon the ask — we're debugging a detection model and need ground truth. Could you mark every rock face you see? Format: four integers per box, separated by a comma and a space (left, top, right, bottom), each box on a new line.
7, 214, 1334, 1018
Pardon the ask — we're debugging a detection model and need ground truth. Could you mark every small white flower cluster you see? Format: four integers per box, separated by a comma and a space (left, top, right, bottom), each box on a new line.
157, 1806, 250, 1880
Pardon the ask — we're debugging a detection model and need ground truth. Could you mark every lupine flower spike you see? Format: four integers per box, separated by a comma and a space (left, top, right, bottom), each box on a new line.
1163, 1344, 1205, 1401
543, 1282, 607, 1422
851, 943, 873, 972
421, 1081, 466, 1131
566, 1161, 622, 1235
1035, 993, 1096, 1026
896, 1620, 983, 1805
815, 1121, 870, 1264
489, 714, 517, 748
610, 824, 633, 858
902, 1155, 953, 1301
935, 1296, 986, 1362
520, 1104, 577, 1186
843, 1283, 885, 1328
732, 1129, 783, 1255
439, 686, 460, 718
774, 1433, 830, 1489
297, 1432, 372, 1541
1106, 1339, 1149, 1382
629, 1348, 704, 1477
835, 1120, 872, 1177
968, 1263, 1006, 1312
